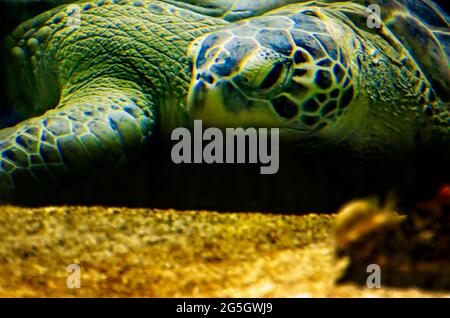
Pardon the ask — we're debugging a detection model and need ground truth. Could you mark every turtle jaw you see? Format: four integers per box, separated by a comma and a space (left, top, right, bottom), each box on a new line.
186, 77, 219, 121
187, 70, 286, 129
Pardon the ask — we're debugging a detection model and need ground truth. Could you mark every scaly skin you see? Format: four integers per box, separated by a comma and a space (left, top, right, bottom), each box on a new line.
0, 0, 228, 200
0, 0, 448, 204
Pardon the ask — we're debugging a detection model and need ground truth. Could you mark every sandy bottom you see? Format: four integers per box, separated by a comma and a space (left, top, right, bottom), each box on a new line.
0, 205, 448, 297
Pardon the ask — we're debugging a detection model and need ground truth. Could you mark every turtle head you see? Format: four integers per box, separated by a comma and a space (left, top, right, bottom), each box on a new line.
187, 13, 356, 131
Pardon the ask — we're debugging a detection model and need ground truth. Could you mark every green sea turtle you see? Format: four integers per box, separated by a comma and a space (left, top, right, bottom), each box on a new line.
0, 0, 448, 206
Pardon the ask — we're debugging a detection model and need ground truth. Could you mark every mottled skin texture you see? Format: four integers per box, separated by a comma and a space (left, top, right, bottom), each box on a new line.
1, 0, 227, 200
0, 0, 449, 204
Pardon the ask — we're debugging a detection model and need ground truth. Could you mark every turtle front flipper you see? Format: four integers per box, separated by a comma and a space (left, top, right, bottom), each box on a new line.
0, 78, 154, 202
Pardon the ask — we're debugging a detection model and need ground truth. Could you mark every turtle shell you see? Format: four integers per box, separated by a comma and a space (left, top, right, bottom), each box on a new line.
382, 0, 449, 101
162, 0, 303, 21
313, 0, 450, 101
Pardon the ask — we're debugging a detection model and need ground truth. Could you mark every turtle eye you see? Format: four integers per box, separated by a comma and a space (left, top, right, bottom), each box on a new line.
260, 62, 284, 90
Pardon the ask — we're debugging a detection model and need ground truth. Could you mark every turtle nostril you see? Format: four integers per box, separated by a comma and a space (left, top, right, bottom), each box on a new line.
199, 72, 215, 84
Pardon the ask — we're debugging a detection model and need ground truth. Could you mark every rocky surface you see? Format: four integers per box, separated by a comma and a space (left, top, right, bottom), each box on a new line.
0, 205, 449, 297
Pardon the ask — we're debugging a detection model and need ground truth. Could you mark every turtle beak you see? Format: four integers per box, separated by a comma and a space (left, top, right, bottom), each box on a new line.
187, 70, 222, 119
187, 79, 207, 117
